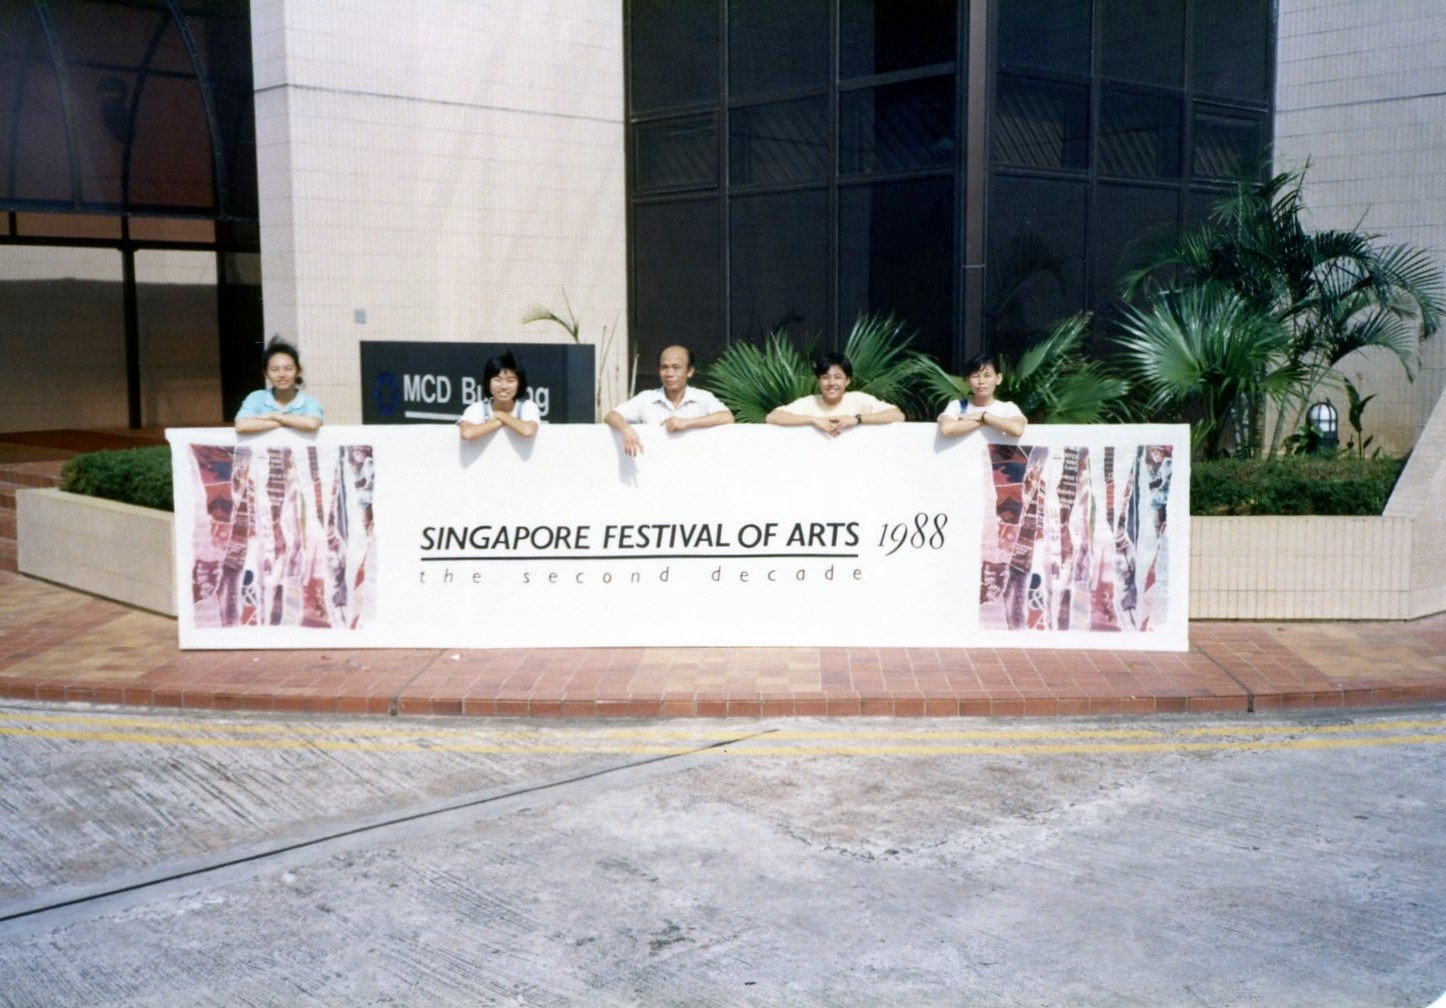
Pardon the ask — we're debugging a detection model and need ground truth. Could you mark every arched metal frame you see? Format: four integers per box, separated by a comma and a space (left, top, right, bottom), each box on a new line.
0, 0, 260, 428
3, 0, 249, 219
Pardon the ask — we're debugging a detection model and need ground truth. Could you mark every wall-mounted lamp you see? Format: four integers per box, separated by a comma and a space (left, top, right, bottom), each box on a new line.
1307, 401, 1339, 452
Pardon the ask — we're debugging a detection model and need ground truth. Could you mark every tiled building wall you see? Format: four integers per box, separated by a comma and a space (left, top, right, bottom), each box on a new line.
1384, 380, 1446, 617
1190, 516, 1415, 620
1275, 0, 1446, 454
251, 0, 628, 423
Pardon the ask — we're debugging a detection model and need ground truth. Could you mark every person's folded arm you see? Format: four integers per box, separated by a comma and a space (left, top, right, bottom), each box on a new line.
495, 411, 538, 438
765, 408, 811, 426
980, 411, 1027, 438
276, 412, 322, 432
937, 412, 981, 437
859, 406, 904, 425
235, 415, 279, 434
458, 417, 501, 440
665, 408, 734, 432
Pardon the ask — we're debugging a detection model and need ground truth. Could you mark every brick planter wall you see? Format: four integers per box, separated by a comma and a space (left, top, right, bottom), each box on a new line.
0, 461, 63, 573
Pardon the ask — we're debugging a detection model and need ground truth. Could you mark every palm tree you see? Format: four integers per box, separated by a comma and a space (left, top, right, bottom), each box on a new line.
698, 313, 942, 422
1114, 287, 1300, 459
695, 331, 815, 424
918, 312, 1131, 424
1120, 168, 1443, 455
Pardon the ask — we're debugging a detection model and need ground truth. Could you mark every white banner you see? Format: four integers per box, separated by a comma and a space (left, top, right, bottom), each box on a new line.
167, 423, 1190, 650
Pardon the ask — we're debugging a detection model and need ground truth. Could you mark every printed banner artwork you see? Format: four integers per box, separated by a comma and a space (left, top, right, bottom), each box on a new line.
167, 423, 1190, 650
980, 443, 1175, 634
186, 443, 377, 631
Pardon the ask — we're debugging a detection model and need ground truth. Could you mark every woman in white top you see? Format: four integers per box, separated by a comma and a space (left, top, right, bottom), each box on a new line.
937, 352, 1027, 438
765, 352, 904, 437
458, 351, 540, 440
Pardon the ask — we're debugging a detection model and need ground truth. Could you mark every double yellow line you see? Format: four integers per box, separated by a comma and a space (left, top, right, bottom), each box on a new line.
2, 709, 1444, 758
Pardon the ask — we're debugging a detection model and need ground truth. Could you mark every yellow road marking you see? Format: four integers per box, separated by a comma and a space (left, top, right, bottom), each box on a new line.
1, 715, 1443, 758
716, 735, 1446, 757
1178, 719, 1445, 735
0, 709, 1172, 742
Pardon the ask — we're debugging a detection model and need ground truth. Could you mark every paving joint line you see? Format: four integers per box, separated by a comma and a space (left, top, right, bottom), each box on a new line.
1193, 641, 1256, 713
386, 649, 451, 716
0, 726, 778, 926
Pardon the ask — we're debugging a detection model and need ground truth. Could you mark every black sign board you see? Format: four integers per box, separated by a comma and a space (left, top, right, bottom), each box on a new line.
360, 341, 596, 424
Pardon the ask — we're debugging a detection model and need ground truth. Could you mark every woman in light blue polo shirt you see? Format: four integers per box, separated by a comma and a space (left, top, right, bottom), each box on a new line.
234, 339, 324, 433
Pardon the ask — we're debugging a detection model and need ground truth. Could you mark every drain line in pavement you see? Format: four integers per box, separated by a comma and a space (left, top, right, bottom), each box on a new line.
1193, 642, 1257, 713
0, 726, 777, 926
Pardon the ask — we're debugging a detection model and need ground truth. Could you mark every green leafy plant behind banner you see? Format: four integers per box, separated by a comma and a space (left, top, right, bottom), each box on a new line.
918, 313, 1131, 424
698, 313, 946, 422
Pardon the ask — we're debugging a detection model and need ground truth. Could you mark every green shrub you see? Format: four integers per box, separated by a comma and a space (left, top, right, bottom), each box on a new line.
1190, 455, 1406, 516
60, 446, 174, 512
698, 312, 945, 422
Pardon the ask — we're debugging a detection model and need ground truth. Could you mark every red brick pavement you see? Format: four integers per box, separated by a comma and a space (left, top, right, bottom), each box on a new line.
2, 570, 1443, 719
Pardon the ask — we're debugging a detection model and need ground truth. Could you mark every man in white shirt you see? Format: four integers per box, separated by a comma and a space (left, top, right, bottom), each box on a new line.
604, 345, 734, 457
936, 352, 1028, 438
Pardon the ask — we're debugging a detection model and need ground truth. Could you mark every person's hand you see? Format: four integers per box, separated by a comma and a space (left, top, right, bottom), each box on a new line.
662, 415, 691, 433
620, 427, 643, 457
812, 416, 844, 437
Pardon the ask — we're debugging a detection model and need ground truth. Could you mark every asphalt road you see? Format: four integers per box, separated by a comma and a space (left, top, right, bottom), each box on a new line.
2, 702, 1444, 1007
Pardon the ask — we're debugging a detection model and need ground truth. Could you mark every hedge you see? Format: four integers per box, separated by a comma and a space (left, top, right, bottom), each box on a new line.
59, 446, 174, 513
1189, 455, 1406, 516
53, 444, 1406, 518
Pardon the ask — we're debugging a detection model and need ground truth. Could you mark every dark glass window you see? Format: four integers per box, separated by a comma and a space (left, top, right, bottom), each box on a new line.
131, 68, 215, 210
52, 2, 150, 206
839, 177, 954, 363
729, 190, 829, 343
997, 0, 1090, 75
730, 97, 829, 186
839, 76, 955, 176
635, 116, 718, 193
626, 0, 1272, 377
1099, 90, 1181, 179
1093, 183, 1179, 306
1186, 187, 1228, 229
1, 0, 255, 219
1192, 106, 1265, 180
1101, 0, 1184, 88
727, 0, 827, 99
629, 0, 719, 113
986, 175, 1087, 355
994, 76, 1089, 171
0, 6, 71, 204
632, 199, 724, 372
1193, 0, 1270, 102
839, 0, 956, 79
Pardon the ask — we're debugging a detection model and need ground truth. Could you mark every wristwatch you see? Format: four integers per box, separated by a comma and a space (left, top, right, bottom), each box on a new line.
855, 414, 863, 425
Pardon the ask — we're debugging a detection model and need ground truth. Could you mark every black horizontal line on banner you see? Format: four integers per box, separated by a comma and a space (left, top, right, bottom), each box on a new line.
418, 553, 861, 562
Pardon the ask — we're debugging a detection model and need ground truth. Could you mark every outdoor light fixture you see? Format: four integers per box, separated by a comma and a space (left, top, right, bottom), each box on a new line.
1308, 401, 1339, 451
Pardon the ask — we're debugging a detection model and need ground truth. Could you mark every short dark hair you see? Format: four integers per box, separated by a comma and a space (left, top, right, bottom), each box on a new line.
661, 345, 694, 367
483, 351, 529, 400
964, 352, 1002, 377
263, 339, 304, 384
813, 351, 853, 378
